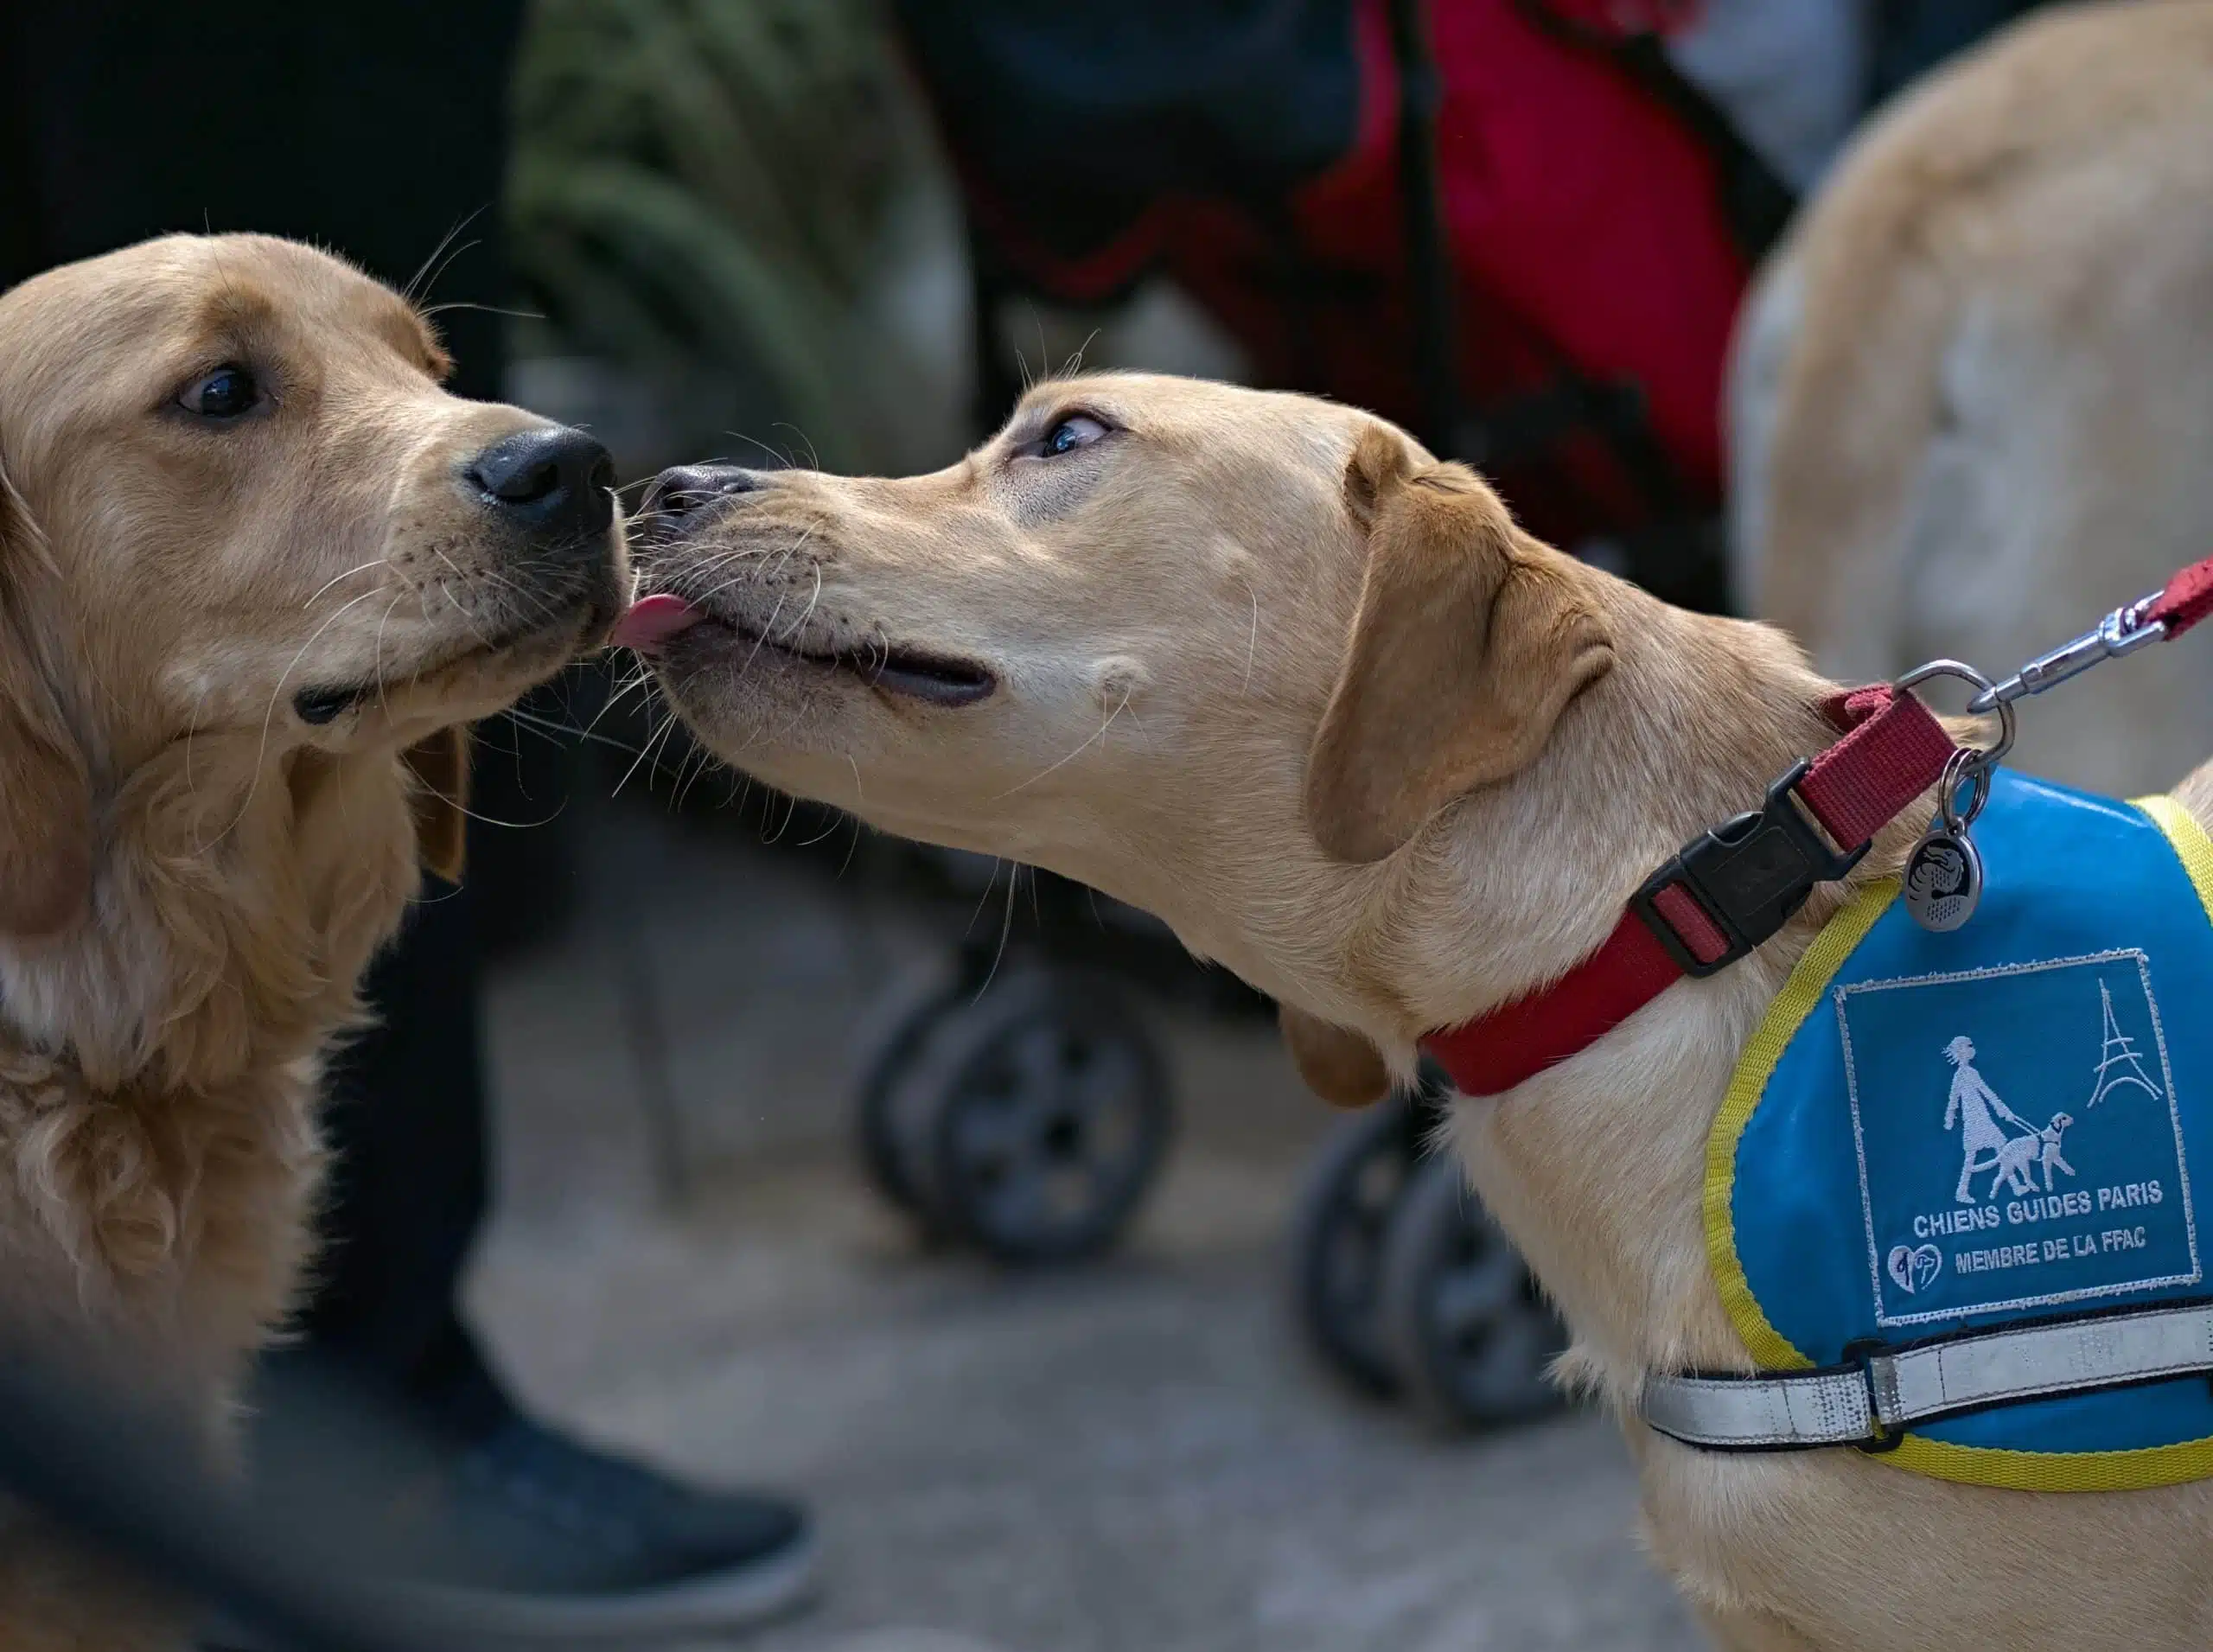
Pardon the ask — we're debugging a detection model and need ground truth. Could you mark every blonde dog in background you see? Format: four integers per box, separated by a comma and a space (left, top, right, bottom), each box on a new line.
1729, 0, 2213, 797
622, 374, 2212, 1649
0, 234, 623, 1648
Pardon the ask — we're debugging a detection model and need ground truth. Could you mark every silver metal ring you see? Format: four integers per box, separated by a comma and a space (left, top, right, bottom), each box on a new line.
1939, 749, 1990, 836
1893, 659, 2016, 770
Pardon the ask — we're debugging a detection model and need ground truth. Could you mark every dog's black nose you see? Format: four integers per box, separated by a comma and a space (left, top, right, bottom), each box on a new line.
468, 426, 615, 543
641, 464, 762, 524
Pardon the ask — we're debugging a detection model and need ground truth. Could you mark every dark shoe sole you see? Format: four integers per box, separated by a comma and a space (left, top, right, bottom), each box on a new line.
203, 1527, 820, 1648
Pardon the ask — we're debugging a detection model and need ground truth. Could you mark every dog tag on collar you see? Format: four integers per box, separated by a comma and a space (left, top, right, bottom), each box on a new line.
1904, 826, 1982, 932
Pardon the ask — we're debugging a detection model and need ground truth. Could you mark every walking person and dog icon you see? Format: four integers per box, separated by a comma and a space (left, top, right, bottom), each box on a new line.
1943, 1036, 2047, 1202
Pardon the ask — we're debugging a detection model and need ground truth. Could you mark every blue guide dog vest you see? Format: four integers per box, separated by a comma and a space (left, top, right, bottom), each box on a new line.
1710, 769, 2213, 1489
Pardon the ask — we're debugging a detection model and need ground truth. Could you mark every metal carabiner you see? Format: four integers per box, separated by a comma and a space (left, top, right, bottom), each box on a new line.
1965, 592, 2167, 714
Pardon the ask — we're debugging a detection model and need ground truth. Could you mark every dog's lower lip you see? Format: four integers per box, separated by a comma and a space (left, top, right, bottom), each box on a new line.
865, 653, 997, 707
670, 610, 995, 706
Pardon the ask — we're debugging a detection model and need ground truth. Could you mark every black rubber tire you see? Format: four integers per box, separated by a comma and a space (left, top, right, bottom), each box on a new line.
1377, 1153, 1567, 1431
851, 953, 969, 1219
888, 968, 1173, 1264
1288, 1095, 1430, 1398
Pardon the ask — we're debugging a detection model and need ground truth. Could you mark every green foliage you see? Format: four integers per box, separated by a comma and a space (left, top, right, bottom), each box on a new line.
508, 0, 922, 468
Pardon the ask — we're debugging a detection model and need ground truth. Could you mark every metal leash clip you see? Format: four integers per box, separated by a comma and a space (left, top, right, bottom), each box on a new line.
1883, 558, 2205, 933
1893, 661, 2013, 933
1967, 591, 2167, 713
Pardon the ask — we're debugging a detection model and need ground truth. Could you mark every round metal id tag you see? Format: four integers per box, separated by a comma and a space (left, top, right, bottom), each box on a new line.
1904, 827, 1982, 932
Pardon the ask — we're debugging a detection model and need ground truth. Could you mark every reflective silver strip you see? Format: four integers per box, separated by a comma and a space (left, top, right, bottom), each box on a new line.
1641, 1368, 1872, 1449
1641, 1303, 2213, 1451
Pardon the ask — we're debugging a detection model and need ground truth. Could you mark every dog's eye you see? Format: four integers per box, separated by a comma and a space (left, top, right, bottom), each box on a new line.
178, 365, 262, 420
1040, 414, 1108, 457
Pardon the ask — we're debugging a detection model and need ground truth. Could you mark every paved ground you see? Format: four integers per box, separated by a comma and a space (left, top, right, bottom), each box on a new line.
466, 782, 1700, 1652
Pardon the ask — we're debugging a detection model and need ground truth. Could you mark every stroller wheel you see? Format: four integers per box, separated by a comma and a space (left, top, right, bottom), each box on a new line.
887, 968, 1172, 1264
1378, 1153, 1566, 1431
852, 954, 970, 1220
1288, 1094, 1428, 1398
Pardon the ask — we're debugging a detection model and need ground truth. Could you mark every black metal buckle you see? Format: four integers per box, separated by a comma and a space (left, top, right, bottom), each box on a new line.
1629, 761, 1871, 979
1842, 1338, 1906, 1453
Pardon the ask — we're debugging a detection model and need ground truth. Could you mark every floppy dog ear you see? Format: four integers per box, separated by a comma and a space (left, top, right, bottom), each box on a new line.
0, 475, 92, 938
1279, 1004, 1392, 1109
400, 724, 471, 884
1303, 426, 1616, 864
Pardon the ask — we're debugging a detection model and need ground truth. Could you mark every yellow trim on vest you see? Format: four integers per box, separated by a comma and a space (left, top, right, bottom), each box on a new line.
1700, 797, 2213, 1491
1882, 1428, 2213, 1490
1704, 879, 1896, 1373
2137, 794, 2213, 926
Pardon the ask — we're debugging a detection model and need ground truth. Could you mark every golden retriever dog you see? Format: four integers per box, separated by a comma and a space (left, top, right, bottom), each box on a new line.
621, 374, 2213, 1649
1729, 0, 2213, 797
0, 233, 622, 1647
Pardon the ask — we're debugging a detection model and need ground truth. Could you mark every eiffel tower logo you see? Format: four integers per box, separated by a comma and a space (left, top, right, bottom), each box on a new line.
2088, 979, 2163, 1107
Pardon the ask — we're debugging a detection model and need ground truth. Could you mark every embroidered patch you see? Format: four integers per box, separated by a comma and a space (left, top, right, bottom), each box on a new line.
1712, 776, 2213, 1487
1838, 948, 2198, 1329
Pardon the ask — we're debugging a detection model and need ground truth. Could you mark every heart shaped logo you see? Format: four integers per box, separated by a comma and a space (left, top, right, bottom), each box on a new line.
1888, 1242, 1942, 1296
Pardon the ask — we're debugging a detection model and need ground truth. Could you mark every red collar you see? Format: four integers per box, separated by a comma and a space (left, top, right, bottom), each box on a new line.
1420, 686, 1960, 1098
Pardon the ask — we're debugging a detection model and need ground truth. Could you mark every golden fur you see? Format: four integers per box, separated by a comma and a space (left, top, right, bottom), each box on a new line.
633, 373, 2213, 1649
0, 233, 622, 1648
1729, 0, 2213, 796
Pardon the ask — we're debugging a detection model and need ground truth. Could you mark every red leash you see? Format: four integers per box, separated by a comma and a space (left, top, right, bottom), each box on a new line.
2147, 559, 2213, 638
1420, 553, 2213, 1100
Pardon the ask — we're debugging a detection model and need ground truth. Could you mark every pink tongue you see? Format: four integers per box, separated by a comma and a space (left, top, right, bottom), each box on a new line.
611, 594, 702, 650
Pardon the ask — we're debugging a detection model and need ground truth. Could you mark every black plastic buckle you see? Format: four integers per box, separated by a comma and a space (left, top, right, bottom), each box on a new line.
1843, 1338, 1906, 1453
1629, 761, 1871, 979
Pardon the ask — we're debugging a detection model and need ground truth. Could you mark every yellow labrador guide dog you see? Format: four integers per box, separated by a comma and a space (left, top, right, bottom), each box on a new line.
618, 376, 2213, 1649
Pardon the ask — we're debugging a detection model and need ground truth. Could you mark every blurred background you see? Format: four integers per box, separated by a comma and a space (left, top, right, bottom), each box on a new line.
12, 1, 2174, 1649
